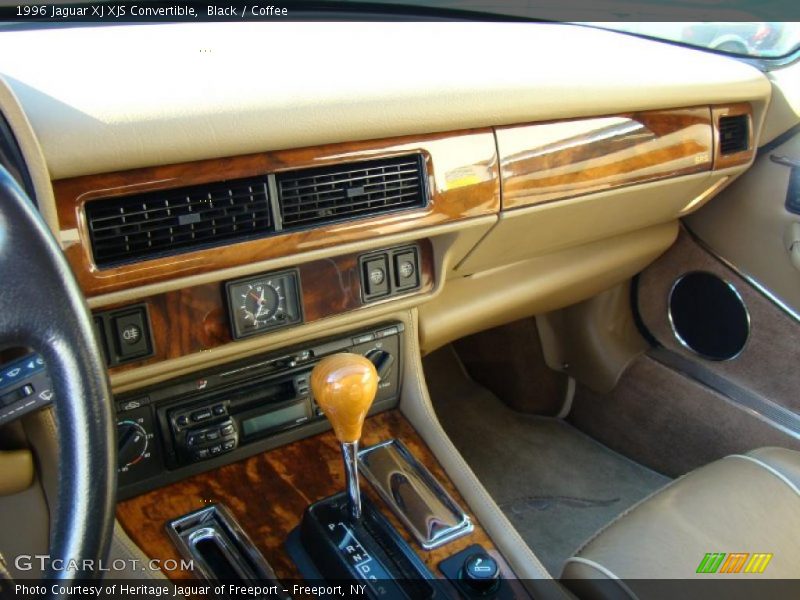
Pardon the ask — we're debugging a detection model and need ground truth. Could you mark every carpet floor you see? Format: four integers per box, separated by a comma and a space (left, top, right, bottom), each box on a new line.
424, 346, 670, 576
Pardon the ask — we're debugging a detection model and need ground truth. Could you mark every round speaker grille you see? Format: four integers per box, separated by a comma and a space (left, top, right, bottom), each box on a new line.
668, 271, 749, 361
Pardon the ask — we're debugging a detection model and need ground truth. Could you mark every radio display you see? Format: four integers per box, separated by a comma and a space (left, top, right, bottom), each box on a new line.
242, 402, 307, 437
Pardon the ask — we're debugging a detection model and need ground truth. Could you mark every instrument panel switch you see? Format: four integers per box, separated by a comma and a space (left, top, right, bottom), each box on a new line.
393, 247, 420, 291
361, 254, 391, 300
112, 307, 153, 362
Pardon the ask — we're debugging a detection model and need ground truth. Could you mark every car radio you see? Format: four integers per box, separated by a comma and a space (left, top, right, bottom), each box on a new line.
115, 322, 403, 499
163, 369, 314, 467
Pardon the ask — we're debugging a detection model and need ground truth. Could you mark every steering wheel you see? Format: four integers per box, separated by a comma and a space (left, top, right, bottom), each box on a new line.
0, 165, 115, 588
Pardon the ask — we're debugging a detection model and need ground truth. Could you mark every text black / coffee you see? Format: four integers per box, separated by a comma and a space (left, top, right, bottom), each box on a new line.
207, 5, 290, 16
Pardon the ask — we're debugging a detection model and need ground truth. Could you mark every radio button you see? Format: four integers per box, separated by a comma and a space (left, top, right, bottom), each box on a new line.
212, 404, 226, 416
221, 423, 235, 436
375, 326, 399, 338
222, 440, 236, 451
195, 448, 210, 460
191, 408, 213, 422
353, 333, 375, 345
187, 431, 207, 446
209, 444, 223, 456
206, 430, 221, 441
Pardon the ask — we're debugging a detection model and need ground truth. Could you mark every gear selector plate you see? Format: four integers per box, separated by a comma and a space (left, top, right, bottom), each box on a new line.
358, 439, 473, 550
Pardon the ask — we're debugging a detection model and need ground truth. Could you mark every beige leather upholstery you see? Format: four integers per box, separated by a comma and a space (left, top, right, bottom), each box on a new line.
561, 448, 800, 598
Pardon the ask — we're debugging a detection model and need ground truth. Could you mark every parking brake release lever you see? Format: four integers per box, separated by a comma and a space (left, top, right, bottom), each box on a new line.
310, 353, 378, 520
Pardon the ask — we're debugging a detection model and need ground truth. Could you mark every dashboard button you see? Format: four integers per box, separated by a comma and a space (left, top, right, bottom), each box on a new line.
393, 248, 420, 291
352, 333, 375, 345
374, 326, 399, 339
362, 255, 390, 299
112, 308, 152, 361
191, 408, 213, 422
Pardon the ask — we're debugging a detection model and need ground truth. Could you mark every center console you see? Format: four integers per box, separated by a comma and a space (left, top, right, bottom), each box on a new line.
116, 323, 403, 499
115, 321, 523, 599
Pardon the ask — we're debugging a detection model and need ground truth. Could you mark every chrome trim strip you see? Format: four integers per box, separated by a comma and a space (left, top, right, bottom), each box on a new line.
667, 271, 750, 362
167, 503, 286, 593
358, 438, 473, 550
649, 348, 800, 441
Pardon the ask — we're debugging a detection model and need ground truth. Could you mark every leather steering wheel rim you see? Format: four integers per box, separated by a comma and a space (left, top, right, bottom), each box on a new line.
0, 165, 115, 586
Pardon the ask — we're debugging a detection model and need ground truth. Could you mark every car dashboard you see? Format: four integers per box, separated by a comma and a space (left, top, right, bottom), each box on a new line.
0, 17, 795, 595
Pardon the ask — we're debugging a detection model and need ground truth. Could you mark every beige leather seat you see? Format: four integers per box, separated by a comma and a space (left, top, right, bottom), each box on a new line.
561, 447, 800, 598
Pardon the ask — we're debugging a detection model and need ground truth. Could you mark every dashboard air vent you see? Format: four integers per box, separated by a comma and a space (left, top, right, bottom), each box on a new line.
276, 155, 427, 230
718, 114, 750, 155
86, 177, 273, 267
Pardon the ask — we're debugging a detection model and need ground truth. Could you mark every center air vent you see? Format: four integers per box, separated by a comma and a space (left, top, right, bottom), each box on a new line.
276, 155, 428, 230
86, 176, 273, 268
718, 114, 750, 155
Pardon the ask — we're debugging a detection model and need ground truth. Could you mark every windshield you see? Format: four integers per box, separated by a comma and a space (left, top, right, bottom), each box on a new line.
572, 22, 800, 58
333, 2, 800, 59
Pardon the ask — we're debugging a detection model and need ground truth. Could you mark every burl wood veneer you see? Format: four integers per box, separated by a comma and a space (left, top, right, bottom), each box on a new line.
54, 130, 499, 297
496, 107, 715, 209
104, 240, 433, 374
116, 410, 496, 581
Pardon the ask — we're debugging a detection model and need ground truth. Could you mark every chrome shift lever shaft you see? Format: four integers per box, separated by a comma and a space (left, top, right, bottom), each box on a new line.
310, 353, 378, 521
341, 441, 361, 520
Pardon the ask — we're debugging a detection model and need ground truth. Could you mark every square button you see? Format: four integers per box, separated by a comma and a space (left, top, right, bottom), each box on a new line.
393, 248, 420, 291
362, 254, 390, 300
112, 308, 152, 361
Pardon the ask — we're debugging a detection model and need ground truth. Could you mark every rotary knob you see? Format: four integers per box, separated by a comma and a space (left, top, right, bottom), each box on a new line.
365, 348, 395, 380
117, 420, 149, 471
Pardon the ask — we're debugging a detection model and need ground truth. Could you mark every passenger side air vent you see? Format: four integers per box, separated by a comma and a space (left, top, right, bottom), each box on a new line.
86, 177, 273, 267
718, 114, 750, 155
276, 155, 427, 230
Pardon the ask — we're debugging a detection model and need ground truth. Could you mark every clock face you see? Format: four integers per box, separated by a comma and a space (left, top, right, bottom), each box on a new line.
226, 270, 303, 339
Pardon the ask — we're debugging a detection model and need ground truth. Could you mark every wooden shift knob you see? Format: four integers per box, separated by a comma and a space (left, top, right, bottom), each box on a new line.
310, 353, 379, 444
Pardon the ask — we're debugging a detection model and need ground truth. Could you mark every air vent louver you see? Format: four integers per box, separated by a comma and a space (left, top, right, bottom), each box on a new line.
276, 155, 427, 230
86, 177, 273, 267
719, 114, 750, 155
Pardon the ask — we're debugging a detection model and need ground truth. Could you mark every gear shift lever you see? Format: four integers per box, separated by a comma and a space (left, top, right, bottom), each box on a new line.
289, 350, 439, 595
310, 353, 378, 520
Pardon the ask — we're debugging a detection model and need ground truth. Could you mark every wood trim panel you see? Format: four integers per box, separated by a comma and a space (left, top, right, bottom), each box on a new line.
102, 240, 434, 374
496, 107, 714, 210
116, 410, 498, 582
54, 130, 499, 297
712, 102, 756, 170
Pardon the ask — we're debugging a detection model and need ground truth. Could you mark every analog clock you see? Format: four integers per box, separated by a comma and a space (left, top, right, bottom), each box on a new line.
225, 270, 303, 339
